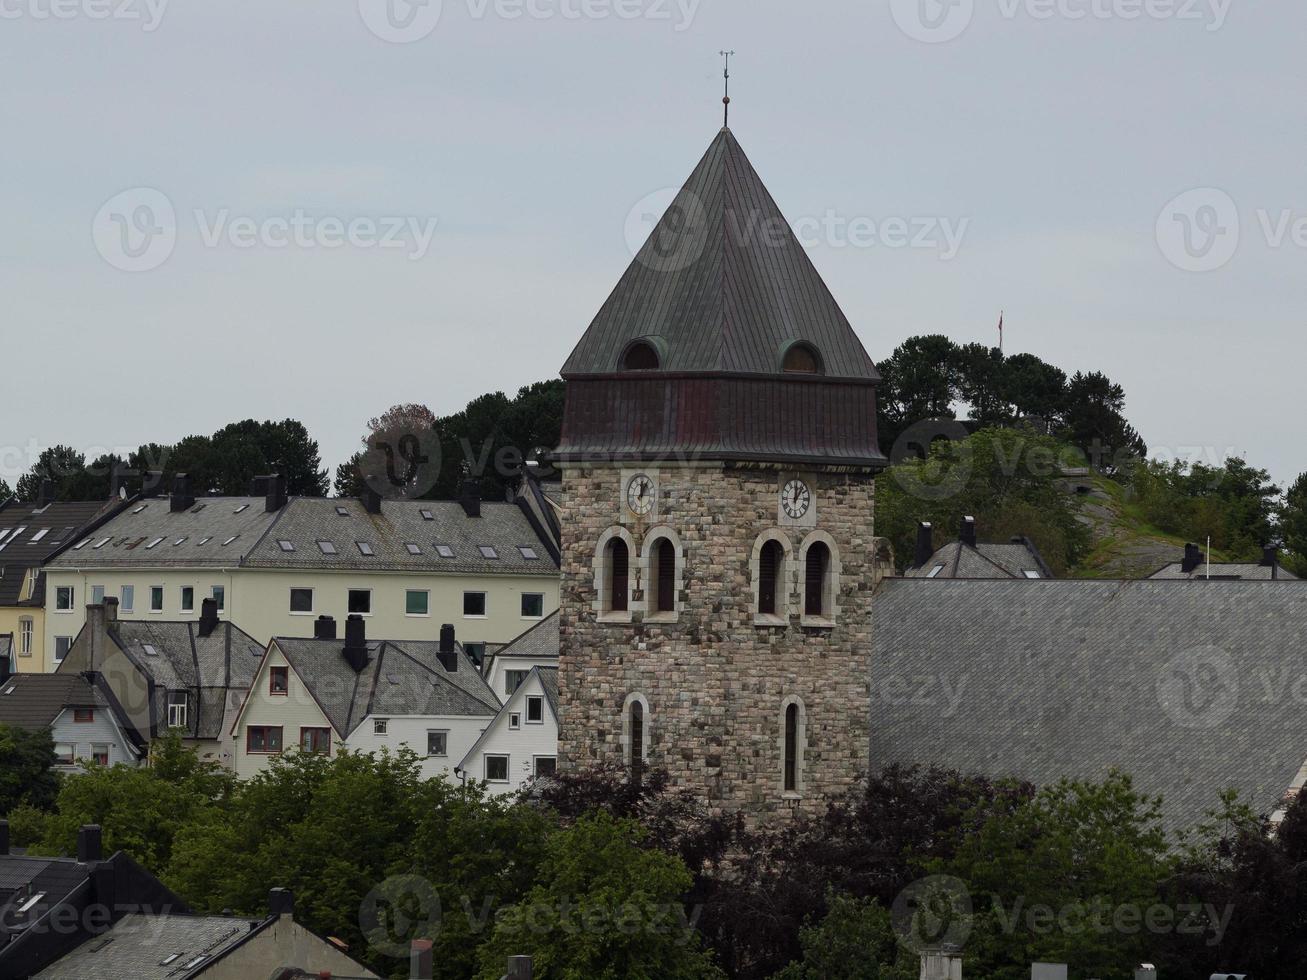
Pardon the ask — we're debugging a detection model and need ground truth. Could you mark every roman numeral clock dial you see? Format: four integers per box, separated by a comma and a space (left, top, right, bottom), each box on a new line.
626, 474, 655, 516
781, 479, 810, 520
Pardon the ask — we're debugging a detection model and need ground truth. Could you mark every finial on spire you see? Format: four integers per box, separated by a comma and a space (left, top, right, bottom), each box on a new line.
720, 50, 735, 129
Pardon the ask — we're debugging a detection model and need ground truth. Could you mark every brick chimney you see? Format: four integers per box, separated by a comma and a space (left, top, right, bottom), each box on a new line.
198, 598, 220, 638
268, 888, 294, 919
265, 473, 288, 513
1261, 545, 1280, 579
141, 471, 165, 498
77, 824, 103, 863
361, 487, 382, 515
1181, 543, 1203, 574
959, 516, 977, 549
460, 480, 481, 519
914, 522, 934, 568
169, 474, 195, 513
314, 615, 337, 640
343, 615, 369, 673
438, 624, 458, 673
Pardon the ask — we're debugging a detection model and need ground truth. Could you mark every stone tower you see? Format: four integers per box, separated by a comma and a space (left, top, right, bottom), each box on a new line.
554, 127, 887, 822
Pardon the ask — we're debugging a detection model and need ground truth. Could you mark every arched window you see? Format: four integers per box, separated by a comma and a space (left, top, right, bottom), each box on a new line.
622, 341, 660, 372
782, 343, 822, 375
608, 538, 630, 612
653, 538, 676, 613
780, 696, 806, 796
630, 700, 645, 783
759, 539, 784, 616
640, 527, 683, 621
623, 693, 650, 783
805, 541, 830, 616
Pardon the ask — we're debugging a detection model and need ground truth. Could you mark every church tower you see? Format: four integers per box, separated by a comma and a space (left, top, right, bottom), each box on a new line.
554, 127, 887, 821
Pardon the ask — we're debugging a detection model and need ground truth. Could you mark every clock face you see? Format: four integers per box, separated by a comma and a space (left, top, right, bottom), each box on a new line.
781, 479, 811, 520
626, 475, 655, 516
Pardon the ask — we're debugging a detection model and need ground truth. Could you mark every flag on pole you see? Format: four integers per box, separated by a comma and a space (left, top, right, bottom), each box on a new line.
998, 311, 1004, 353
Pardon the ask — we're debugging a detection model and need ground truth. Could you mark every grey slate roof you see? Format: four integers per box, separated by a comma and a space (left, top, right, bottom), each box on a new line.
561, 128, 881, 382
46, 497, 284, 569
0, 634, 10, 664
0, 673, 105, 729
0, 498, 126, 604
488, 611, 559, 662
1150, 561, 1298, 581
243, 498, 558, 575
538, 665, 559, 716
872, 578, 1307, 830
905, 539, 1051, 579
272, 636, 501, 737
33, 912, 261, 980
109, 621, 263, 740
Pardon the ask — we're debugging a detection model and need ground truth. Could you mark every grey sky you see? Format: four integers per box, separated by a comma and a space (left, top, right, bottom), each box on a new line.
3, 0, 1303, 488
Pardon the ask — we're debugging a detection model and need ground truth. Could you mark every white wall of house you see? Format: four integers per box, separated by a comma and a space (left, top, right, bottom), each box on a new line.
50, 707, 140, 771
229, 644, 337, 780
460, 671, 558, 796
484, 655, 559, 703
345, 714, 490, 782
43, 567, 558, 663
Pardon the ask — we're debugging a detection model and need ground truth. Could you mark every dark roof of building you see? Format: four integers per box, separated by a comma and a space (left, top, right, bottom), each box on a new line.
562, 128, 880, 382
45, 497, 285, 570
487, 611, 559, 663
33, 912, 263, 980
269, 636, 501, 737
538, 665, 559, 716
0, 634, 11, 664
1149, 561, 1298, 581
872, 578, 1307, 830
242, 498, 558, 575
0, 499, 126, 604
107, 621, 264, 740
0, 674, 105, 730
905, 539, 1052, 579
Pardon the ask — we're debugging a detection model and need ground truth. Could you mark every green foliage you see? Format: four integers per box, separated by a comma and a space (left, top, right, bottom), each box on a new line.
474, 812, 726, 980
932, 772, 1172, 980
1128, 456, 1281, 559
876, 427, 1089, 573
771, 892, 914, 980
1281, 472, 1307, 574
5, 802, 51, 847
0, 478, 12, 500
0, 724, 60, 814
31, 733, 234, 872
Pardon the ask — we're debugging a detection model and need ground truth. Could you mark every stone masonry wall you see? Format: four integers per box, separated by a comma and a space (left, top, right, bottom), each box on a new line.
557, 463, 875, 823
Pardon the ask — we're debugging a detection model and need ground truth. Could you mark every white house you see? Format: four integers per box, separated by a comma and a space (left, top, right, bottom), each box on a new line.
458, 665, 558, 795
481, 611, 559, 702
228, 615, 501, 781
0, 672, 142, 772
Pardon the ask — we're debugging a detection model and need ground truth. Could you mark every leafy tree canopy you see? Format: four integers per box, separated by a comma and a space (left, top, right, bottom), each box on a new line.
0, 724, 61, 816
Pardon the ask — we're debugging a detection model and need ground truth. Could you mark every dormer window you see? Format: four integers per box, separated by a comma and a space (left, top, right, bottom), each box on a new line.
621, 340, 660, 372
782, 342, 822, 375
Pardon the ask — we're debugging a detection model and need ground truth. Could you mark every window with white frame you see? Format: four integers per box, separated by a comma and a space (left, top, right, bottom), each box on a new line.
534, 756, 557, 777
211, 586, 225, 611
120, 585, 134, 613
90, 585, 105, 604
520, 593, 544, 618
463, 592, 487, 617
526, 695, 544, 724
167, 691, 188, 729
55, 586, 73, 611
505, 669, 528, 696
19, 618, 32, 657
53, 637, 72, 663
289, 588, 314, 614
150, 586, 164, 612
405, 591, 429, 616
426, 730, 448, 757
180, 587, 194, 613
374, 718, 389, 735
54, 743, 74, 766
348, 589, 372, 614
485, 755, 509, 782
509, 713, 521, 730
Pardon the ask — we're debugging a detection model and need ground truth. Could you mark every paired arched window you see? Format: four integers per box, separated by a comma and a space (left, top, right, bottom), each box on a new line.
782, 342, 822, 375
799, 532, 840, 625
641, 527, 683, 620
780, 696, 806, 796
608, 538, 630, 612
759, 539, 785, 616
623, 693, 650, 783
622, 341, 660, 372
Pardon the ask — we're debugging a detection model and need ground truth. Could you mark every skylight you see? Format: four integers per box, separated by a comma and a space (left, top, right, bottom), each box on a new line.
72, 538, 91, 550
142, 644, 159, 657
406, 543, 422, 555
172, 537, 188, 546
317, 540, 338, 555
1022, 570, 1042, 579
198, 537, 212, 545
435, 545, 455, 558
336, 506, 349, 516
356, 542, 374, 556
93, 537, 112, 549
29, 529, 49, 543
518, 546, 539, 560
926, 564, 945, 579
420, 509, 434, 520
223, 535, 239, 546
234, 504, 250, 514
278, 540, 295, 552
2, 686, 14, 696
146, 538, 164, 549
160, 954, 180, 965
479, 546, 499, 559
17, 892, 45, 914
131, 505, 146, 514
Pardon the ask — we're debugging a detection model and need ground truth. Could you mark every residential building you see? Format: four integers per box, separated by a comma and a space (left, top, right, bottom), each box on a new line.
0, 672, 141, 771
0, 635, 10, 678
871, 578, 1307, 830
0, 487, 129, 673
482, 611, 559, 702
904, 518, 1054, 579
459, 665, 558, 795
228, 616, 501, 781
32, 888, 377, 979
43, 476, 560, 656
554, 124, 889, 822
54, 598, 263, 768
1149, 542, 1298, 580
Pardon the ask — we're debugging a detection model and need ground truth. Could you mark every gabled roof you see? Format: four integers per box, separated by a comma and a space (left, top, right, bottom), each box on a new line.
0, 498, 128, 604
905, 538, 1052, 579
45, 497, 285, 570
457, 665, 558, 775
1150, 561, 1298, 581
0, 673, 105, 730
33, 912, 262, 980
107, 620, 264, 740
242, 498, 558, 575
266, 636, 501, 738
872, 578, 1307, 830
484, 612, 559, 679
561, 128, 880, 382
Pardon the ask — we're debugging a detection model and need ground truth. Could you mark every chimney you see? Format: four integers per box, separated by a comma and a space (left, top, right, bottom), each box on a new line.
343, 615, 369, 673
268, 887, 294, 919
141, 470, 164, 498
505, 956, 533, 980
249, 475, 270, 497
1181, 542, 1203, 574
914, 522, 934, 568
460, 480, 481, 518
314, 615, 337, 640
36, 478, 54, 508
959, 516, 977, 549
92, 862, 116, 924
361, 487, 382, 515
77, 824, 103, 864
1261, 546, 1280, 579
438, 624, 458, 673
104, 596, 119, 626
0, 820, 8, 856
265, 473, 288, 513
198, 598, 220, 638
170, 474, 195, 513
410, 939, 434, 980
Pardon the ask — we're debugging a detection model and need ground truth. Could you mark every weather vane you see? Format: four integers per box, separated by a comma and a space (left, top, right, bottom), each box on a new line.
720, 50, 735, 129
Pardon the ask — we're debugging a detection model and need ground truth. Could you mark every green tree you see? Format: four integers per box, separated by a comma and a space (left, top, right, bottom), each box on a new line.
1061, 371, 1146, 470
0, 478, 12, 500
771, 891, 914, 980
934, 772, 1172, 980
0, 724, 60, 815
475, 812, 725, 980
15, 446, 103, 501
1282, 472, 1307, 574
876, 335, 961, 451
